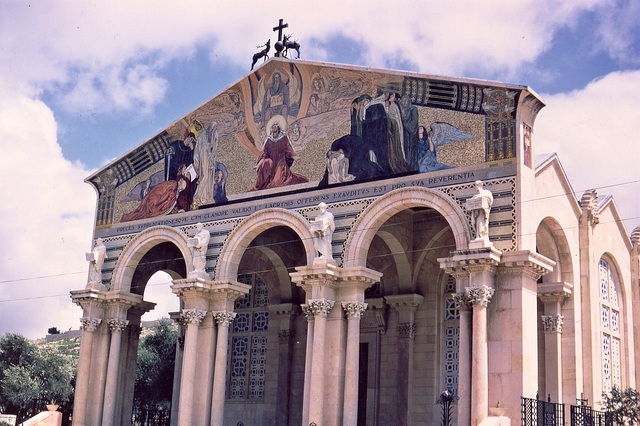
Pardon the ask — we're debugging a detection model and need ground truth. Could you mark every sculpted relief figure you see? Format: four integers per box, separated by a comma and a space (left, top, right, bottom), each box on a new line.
87, 238, 106, 288
188, 223, 210, 278
311, 202, 336, 263
466, 180, 494, 245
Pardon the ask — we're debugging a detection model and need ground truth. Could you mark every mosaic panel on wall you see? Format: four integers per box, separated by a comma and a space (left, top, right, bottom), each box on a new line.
89, 59, 524, 228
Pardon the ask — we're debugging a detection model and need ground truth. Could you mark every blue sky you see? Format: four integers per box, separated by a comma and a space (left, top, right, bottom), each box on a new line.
0, 0, 639, 338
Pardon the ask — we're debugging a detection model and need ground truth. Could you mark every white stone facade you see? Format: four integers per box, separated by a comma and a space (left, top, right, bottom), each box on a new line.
71, 59, 640, 426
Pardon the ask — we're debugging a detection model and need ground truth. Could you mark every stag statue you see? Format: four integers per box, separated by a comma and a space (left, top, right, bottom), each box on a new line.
282, 34, 300, 59
251, 39, 271, 70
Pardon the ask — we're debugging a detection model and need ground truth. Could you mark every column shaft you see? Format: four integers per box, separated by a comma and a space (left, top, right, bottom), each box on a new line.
102, 319, 128, 426
73, 319, 100, 426
210, 312, 234, 426
302, 314, 314, 426
177, 309, 205, 426
342, 303, 365, 426
458, 309, 472, 425
471, 305, 488, 425
309, 313, 328, 424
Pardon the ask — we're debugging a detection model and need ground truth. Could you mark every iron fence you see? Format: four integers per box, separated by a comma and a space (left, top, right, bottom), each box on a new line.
522, 396, 565, 426
131, 405, 171, 426
569, 404, 613, 426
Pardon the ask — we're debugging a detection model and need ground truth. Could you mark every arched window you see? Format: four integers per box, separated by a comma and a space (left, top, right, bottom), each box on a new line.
228, 273, 269, 400
443, 275, 460, 396
599, 258, 621, 392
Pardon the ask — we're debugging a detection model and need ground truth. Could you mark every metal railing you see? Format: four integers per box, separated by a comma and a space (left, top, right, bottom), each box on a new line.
522, 395, 565, 426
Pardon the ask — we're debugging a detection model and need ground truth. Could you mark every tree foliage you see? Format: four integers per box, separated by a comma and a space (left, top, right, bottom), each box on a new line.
601, 387, 640, 425
134, 319, 178, 417
0, 333, 76, 422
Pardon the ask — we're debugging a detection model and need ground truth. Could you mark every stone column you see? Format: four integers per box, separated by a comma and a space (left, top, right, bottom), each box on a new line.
102, 318, 130, 426
341, 301, 367, 426
308, 298, 335, 425
177, 308, 206, 426
385, 294, 424, 425
73, 317, 102, 426
466, 286, 494, 426
120, 324, 142, 426
301, 304, 315, 426
452, 292, 472, 426
539, 282, 572, 403
169, 311, 184, 426
269, 303, 299, 426
210, 311, 236, 426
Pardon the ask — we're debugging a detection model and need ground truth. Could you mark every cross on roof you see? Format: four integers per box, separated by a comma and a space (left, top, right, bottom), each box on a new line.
273, 18, 288, 43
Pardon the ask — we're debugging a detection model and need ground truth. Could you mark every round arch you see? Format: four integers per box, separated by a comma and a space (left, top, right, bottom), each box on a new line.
535, 217, 574, 284
343, 187, 471, 268
214, 208, 315, 282
110, 225, 192, 293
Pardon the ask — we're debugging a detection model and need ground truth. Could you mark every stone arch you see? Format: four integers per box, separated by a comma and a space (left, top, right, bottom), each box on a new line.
535, 217, 573, 284
343, 187, 471, 268
110, 225, 192, 293
215, 208, 315, 282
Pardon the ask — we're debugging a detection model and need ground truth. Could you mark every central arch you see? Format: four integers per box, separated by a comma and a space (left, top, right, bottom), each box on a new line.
215, 208, 315, 282
110, 225, 192, 293
343, 186, 471, 268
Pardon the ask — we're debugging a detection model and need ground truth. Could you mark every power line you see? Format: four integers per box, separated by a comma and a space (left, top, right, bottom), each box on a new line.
0, 178, 638, 293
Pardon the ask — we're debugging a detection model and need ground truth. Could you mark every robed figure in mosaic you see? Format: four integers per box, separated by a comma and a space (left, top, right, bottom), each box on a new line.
250, 115, 308, 191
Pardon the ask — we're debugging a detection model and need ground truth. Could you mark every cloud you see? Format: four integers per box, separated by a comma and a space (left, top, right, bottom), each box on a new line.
1, 0, 615, 115
0, 92, 95, 338
592, 0, 640, 65
0, 0, 638, 340
536, 70, 640, 231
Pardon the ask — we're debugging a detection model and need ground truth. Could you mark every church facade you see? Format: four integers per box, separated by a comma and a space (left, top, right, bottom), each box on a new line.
70, 57, 640, 425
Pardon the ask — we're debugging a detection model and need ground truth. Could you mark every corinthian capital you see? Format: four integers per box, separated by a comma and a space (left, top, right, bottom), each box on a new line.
466, 285, 494, 307
212, 311, 237, 327
451, 293, 472, 311
342, 301, 368, 318
541, 314, 564, 333
180, 308, 207, 325
107, 318, 129, 333
80, 317, 102, 332
308, 298, 335, 316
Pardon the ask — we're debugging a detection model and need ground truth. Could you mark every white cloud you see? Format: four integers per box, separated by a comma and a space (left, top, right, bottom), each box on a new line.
0, 0, 638, 340
536, 70, 640, 231
0, 92, 95, 338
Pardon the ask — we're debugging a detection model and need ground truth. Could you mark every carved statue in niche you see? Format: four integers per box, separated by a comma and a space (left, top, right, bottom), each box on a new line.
311, 202, 335, 263
465, 180, 493, 246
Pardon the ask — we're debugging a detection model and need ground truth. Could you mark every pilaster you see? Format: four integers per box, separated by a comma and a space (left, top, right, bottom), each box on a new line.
539, 282, 572, 403
290, 262, 381, 426
439, 247, 501, 426
385, 293, 424, 425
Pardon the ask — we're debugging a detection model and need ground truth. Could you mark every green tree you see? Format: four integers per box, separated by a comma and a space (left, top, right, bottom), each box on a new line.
601, 387, 640, 425
0, 333, 76, 423
134, 319, 178, 422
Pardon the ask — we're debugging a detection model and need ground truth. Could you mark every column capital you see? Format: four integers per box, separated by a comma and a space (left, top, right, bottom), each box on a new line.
541, 314, 564, 333
107, 318, 129, 333
452, 292, 473, 311
385, 293, 424, 313
80, 317, 102, 332
172, 278, 251, 310
465, 285, 494, 307
212, 310, 237, 327
342, 301, 368, 318
398, 323, 416, 339
498, 250, 555, 281
278, 329, 296, 344
305, 298, 335, 317
180, 308, 207, 325
538, 281, 573, 304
